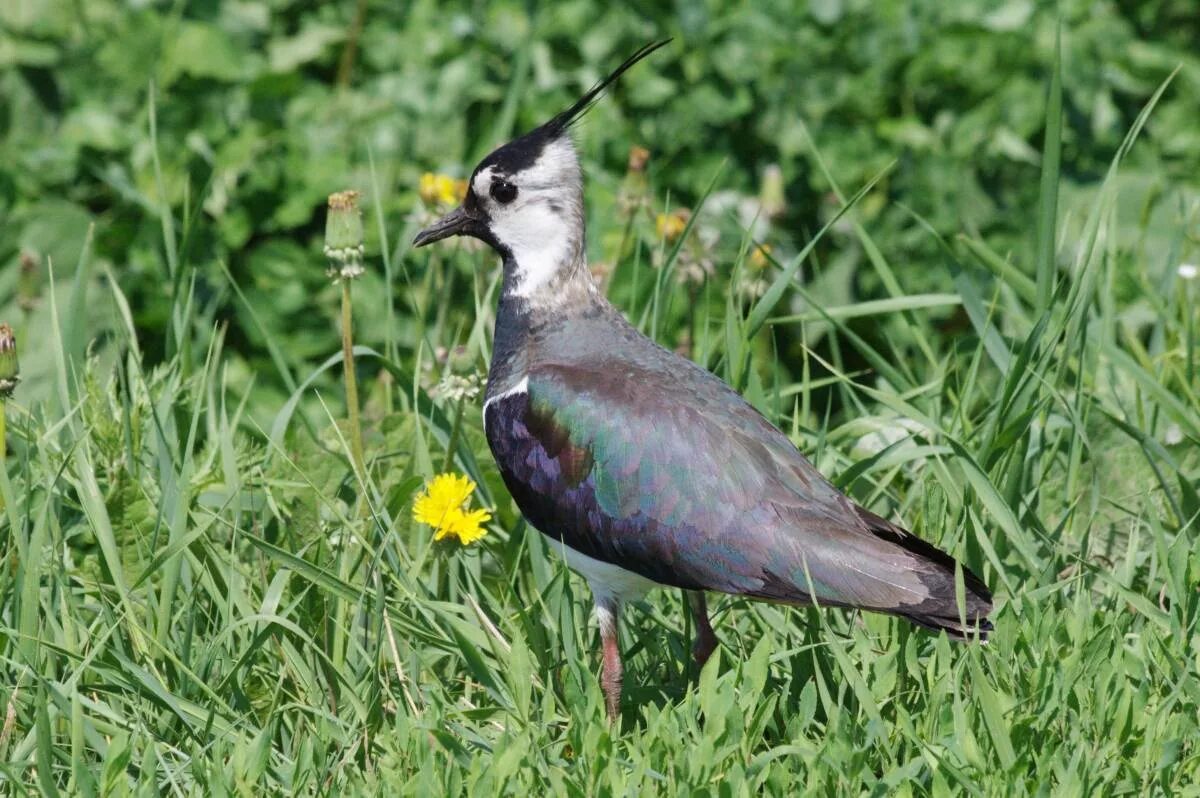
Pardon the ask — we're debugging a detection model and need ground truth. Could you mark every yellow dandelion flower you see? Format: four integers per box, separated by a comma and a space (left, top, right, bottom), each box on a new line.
656, 208, 691, 243
749, 243, 772, 270
419, 173, 468, 208
447, 508, 492, 545
412, 472, 492, 545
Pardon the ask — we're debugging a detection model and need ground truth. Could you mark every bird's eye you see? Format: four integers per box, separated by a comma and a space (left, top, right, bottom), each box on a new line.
490, 179, 518, 205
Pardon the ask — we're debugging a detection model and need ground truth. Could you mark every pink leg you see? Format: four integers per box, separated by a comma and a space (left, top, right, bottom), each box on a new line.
597, 601, 622, 721
688, 591, 718, 666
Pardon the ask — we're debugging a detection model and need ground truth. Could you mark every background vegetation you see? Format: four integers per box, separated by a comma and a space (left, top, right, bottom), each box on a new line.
2, 0, 1198, 793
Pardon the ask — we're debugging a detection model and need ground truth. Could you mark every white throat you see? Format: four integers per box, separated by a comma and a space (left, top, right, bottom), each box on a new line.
474, 137, 586, 299
498, 210, 580, 298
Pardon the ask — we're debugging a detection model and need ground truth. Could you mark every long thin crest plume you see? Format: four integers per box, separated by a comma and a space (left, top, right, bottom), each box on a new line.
542, 39, 672, 136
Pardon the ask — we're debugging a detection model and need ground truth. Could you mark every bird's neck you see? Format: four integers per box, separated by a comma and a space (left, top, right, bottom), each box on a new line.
487, 250, 607, 400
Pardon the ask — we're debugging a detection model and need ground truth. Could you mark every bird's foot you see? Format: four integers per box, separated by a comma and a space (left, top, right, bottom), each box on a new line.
598, 602, 623, 723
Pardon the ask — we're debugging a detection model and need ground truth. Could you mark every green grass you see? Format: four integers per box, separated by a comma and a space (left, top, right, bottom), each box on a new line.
2, 2, 1200, 795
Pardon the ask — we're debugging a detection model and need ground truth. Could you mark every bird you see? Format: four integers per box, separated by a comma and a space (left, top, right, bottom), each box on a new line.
414, 40, 993, 721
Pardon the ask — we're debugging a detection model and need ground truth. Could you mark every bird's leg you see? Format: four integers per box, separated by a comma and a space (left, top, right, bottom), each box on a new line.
687, 591, 718, 667
596, 600, 622, 722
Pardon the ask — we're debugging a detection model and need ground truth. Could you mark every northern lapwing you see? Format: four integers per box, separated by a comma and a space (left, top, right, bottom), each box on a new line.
414, 40, 993, 720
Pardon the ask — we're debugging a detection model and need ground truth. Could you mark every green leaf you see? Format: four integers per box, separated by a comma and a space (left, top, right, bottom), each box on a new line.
163, 22, 250, 83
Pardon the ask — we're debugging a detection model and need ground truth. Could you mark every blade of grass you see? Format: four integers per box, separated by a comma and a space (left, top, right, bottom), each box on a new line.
744, 162, 895, 341
1035, 22, 1063, 313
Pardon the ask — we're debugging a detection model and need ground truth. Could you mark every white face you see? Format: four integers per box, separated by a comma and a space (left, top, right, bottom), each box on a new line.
473, 138, 585, 298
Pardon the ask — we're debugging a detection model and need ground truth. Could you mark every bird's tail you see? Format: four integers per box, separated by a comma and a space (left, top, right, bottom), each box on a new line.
855, 506, 994, 643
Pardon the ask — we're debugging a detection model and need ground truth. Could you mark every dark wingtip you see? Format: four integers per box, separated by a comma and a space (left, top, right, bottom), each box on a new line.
543, 38, 673, 136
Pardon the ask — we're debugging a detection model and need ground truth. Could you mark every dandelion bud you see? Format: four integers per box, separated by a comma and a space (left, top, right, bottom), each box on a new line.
18, 251, 40, 313
759, 164, 786, 219
447, 345, 474, 375
590, 260, 615, 288
0, 324, 18, 399
627, 145, 650, 174
617, 146, 651, 220
324, 190, 365, 281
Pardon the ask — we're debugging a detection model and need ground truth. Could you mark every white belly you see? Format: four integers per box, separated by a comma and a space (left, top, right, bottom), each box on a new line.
543, 534, 660, 605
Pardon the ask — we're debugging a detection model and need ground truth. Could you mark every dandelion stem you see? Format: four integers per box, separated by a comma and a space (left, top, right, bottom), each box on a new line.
0, 322, 15, 514
325, 190, 368, 489
341, 280, 367, 485
336, 0, 368, 89
687, 283, 698, 359
614, 212, 638, 270
0, 402, 6, 514
442, 396, 466, 473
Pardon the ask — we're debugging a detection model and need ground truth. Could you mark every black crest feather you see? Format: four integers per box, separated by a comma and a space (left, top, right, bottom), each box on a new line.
543, 38, 672, 136
477, 39, 671, 177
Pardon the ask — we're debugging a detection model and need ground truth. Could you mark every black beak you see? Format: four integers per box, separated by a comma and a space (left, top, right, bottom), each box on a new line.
413, 206, 478, 248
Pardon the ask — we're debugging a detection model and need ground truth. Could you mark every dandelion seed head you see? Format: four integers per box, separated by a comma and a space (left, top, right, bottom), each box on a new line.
435, 373, 483, 402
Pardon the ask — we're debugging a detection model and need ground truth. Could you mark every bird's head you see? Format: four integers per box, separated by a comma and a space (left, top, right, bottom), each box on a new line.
414, 40, 670, 298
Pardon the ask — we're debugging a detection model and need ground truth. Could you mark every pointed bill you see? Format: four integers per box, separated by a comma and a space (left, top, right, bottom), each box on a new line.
413, 205, 479, 247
